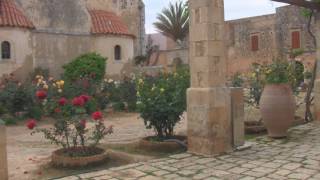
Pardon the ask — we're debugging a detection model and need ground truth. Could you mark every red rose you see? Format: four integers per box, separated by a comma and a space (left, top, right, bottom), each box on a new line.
80, 120, 86, 128
36, 90, 47, 100
72, 97, 85, 107
54, 108, 61, 113
80, 95, 90, 103
26, 119, 37, 130
92, 111, 103, 120
58, 97, 67, 106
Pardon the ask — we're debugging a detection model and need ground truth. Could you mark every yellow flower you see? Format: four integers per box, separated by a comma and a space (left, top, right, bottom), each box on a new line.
60, 80, 65, 86
138, 79, 144, 85
108, 79, 114, 83
160, 88, 165, 92
151, 84, 156, 91
43, 85, 49, 90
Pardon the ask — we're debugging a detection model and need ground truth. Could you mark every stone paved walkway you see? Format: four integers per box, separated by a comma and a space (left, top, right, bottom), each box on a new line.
56, 123, 320, 180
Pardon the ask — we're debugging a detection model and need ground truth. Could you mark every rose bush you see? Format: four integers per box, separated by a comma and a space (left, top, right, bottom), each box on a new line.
28, 92, 113, 156
136, 67, 190, 140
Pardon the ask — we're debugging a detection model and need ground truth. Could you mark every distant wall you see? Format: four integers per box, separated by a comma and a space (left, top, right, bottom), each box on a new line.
32, 32, 134, 78
33, 32, 133, 77
15, 0, 91, 34
226, 14, 277, 75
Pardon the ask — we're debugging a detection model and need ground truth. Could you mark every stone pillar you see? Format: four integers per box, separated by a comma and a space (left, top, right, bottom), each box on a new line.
314, 13, 320, 121
0, 123, 8, 180
230, 88, 245, 148
187, 0, 232, 155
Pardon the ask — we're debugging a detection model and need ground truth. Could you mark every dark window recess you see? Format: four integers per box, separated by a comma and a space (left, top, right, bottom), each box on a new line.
114, 45, 121, 60
251, 35, 259, 51
1, 41, 11, 59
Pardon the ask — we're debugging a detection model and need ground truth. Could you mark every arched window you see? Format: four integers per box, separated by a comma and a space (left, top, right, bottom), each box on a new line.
114, 45, 121, 60
1, 41, 11, 59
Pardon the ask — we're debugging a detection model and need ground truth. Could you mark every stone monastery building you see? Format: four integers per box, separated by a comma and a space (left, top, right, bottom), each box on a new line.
0, 0, 145, 78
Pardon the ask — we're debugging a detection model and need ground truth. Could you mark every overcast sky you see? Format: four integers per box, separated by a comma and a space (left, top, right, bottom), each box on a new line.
144, 0, 288, 34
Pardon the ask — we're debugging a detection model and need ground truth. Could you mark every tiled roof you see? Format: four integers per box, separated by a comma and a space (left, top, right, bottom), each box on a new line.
89, 10, 134, 37
0, 0, 34, 29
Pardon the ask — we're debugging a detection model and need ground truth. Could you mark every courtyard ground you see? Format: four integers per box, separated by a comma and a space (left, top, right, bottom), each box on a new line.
7, 113, 187, 180
58, 122, 320, 180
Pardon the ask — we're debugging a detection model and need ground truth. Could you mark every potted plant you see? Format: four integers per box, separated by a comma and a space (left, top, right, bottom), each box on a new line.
136, 68, 190, 152
27, 92, 113, 168
259, 61, 296, 138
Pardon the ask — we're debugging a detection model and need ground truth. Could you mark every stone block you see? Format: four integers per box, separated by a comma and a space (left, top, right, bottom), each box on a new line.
190, 56, 226, 87
187, 87, 232, 156
0, 125, 8, 180
230, 88, 245, 148
313, 79, 320, 121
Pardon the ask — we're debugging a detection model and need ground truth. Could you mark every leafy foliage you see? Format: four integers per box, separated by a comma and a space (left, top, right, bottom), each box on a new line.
231, 72, 244, 87
63, 53, 106, 83
154, 1, 189, 44
136, 68, 190, 139
101, 76, 137, 112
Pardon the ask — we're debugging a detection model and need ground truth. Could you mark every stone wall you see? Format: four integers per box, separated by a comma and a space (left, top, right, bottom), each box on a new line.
226, 5, 316, 76
276, 6, 316, 58
226, 15, 277, 75
0, 28, 33, 79
32, 32, 134, 78
15, 0, 91, 34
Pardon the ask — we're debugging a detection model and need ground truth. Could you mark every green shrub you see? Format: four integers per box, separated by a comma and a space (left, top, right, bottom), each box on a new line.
0, 104, 7, 116
136, 67, 190, 139
3, 117, 17, 125
293, 61, 304, 87
85, 98, 98, 114
231, 72, 244, 87
304, 71, 313, 80
63, 53, 106, 83
101, 76, 137, 112
25, 105, 43, 120
112, 102, 126, 111
0, 81, 33, 116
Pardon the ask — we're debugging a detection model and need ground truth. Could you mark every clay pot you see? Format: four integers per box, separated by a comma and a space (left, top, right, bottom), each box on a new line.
52, 146, 108, 168
260, 84, 295, 138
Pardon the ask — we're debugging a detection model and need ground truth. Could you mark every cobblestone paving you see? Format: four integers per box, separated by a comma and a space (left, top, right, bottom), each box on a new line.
57, 123, 320, 180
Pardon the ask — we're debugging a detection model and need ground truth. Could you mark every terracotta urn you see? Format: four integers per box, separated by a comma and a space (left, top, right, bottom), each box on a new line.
260, 84, 295, 138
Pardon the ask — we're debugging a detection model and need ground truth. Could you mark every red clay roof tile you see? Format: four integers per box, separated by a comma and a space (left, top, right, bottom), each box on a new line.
0, 0, 34, 29
89, 10, 134, 37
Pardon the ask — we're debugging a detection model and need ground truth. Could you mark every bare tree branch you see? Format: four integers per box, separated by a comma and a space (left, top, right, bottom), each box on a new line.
271, 0, 320, 10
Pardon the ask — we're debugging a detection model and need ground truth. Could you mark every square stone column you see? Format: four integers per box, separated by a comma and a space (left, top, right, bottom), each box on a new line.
0, 123, 8, 180
187, 0, 232, 156
314, 13, 320, 121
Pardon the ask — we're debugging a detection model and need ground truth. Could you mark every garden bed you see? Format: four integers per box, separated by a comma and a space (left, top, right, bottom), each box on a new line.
139, 136, 187, 153
52, 147, 108, 168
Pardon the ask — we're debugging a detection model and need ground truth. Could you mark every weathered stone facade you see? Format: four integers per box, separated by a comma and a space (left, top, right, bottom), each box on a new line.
227, 5, 316, 75
0, 0, 145, 79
